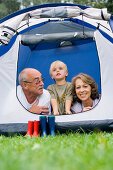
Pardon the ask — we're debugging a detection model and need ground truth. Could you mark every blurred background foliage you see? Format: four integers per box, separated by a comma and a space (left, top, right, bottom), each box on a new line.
0, 0, 113, 19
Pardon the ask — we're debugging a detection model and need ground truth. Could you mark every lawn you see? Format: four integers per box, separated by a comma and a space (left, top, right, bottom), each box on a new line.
0, 132, 113, 170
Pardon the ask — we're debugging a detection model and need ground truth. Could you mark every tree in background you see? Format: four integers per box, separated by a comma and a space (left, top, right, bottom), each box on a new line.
0, 1, 8, 19
0, 0, 113, 19
106, 0, 113, 14
72, 0, 113, 14
0, 0, 20, 19
20, 0, 62, 8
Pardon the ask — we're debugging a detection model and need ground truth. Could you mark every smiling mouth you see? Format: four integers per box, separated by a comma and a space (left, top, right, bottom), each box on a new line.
80, 94, 87, 98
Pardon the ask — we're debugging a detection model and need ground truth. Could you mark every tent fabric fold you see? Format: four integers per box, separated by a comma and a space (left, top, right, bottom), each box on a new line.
21, 31, 94, 46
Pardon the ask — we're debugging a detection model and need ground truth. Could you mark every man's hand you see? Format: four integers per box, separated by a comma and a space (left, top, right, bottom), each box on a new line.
29, 99, 49, 114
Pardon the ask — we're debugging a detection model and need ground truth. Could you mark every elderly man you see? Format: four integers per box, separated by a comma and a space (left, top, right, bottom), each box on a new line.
17, 68, 51, 114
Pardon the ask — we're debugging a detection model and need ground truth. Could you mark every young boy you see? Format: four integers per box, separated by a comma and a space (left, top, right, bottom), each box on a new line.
47, 60, 72, 115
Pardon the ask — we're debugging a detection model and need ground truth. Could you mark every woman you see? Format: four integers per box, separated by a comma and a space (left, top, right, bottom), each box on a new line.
71, 73, 100, 113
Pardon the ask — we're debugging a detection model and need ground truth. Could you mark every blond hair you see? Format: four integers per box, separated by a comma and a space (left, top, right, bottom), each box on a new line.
49, 60, 68, 75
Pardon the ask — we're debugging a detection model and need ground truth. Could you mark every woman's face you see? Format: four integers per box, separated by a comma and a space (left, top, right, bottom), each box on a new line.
75, 78, 92, 102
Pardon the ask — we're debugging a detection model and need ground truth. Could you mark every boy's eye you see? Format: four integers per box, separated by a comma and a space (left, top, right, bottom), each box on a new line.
59, 67, 63, 70
53, 68, 56, 71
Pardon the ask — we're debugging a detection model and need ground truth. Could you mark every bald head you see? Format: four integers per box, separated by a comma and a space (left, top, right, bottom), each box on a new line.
19, 68, 41, 85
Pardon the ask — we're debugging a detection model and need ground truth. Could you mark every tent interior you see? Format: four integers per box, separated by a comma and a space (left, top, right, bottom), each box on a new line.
17, 20, 101, 91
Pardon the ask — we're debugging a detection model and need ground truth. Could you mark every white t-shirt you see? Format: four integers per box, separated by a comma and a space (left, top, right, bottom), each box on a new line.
71, 98, 100, 114
17, 85, 51, 114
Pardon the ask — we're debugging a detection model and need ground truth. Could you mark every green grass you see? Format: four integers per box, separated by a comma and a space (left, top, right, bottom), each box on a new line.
0, 132, 113, 170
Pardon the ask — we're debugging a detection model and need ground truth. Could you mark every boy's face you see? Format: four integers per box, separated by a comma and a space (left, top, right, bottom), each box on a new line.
51, 64, 68, 81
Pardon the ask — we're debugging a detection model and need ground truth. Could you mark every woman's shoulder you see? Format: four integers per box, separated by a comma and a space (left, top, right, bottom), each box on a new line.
93, 96, 101, 106
71, 102, 82, 113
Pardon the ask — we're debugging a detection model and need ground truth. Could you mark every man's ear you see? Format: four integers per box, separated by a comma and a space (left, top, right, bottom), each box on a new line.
21, 82, 28, 90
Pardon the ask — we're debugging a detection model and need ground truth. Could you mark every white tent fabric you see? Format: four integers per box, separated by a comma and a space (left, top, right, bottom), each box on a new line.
0, 37, 40, 123
0, 30, 113, 124
0, 6, 111, 45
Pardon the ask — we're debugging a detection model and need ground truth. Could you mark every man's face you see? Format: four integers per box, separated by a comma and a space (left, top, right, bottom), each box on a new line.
25, 70, 44, 96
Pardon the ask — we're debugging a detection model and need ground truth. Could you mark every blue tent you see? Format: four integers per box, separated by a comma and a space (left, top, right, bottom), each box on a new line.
0, 3, 113, 135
